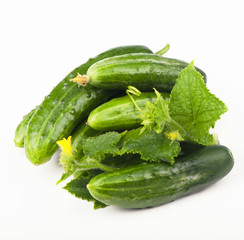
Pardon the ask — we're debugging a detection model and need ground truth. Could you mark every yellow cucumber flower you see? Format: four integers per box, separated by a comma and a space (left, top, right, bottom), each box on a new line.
166, 131, 184, 141
57, 136, 72, 156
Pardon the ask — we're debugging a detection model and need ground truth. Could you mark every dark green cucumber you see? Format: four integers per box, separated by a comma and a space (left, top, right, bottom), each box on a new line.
14, 108, 36, 147
87, 92, 170, 131
84, 53, 206, 91
87, 145, 234, 208
24, 45, 153, 165
179, 141, 204, 156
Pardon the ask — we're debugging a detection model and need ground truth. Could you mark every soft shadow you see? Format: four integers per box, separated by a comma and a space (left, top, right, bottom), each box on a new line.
51, 149, 62, 167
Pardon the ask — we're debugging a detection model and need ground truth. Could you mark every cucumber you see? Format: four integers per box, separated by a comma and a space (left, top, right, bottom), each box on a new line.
73, 53, 206, 91
14, 108, 36, 147
179, 141, 204, 156
87, 92, 170, 131
24, 45, 153, 165
71, 121, 100, 160
87, 145, 234, 208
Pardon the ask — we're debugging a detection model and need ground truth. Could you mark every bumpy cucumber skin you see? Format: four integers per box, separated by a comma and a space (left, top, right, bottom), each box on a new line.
25, 46, 153, 165
88, 145, 234, 209
14, 108, 36, 147
87, 53, 207, 91
87, 92, 170, 131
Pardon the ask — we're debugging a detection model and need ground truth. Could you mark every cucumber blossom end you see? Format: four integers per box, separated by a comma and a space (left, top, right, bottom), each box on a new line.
70, 73, 89, 86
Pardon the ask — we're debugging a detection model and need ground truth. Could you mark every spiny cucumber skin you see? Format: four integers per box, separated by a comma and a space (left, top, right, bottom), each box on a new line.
24, 45, 153, 165
14, 108, 36, 147
87, 92, 170, 131
87, 53, 207, 91
88, 145, 234, 209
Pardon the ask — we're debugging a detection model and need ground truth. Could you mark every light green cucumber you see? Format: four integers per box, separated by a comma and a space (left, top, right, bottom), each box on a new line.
87, 92, 170, 131
14, 108, 36, 147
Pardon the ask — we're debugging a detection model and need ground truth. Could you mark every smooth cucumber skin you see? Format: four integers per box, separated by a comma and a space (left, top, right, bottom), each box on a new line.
25, 45, 153, 165
87, 53, 207, 91
179, 141, 204, 156
88, 145, 234, 209
14, 108, 36, 147
87, 92, 170, 131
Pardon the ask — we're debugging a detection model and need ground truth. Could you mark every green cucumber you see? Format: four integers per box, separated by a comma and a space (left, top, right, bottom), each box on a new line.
87, 92, 170, 131
74, 53, 206, 91
71, 121, 100, 160
14, 108, 36, 147
24, 45, 153, 165
179, 141, 204, 156
87, 145, 234, 208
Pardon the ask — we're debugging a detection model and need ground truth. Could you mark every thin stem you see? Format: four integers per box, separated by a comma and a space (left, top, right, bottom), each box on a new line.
126, 86, 142, 112
96, 162, 115, 172
155, 43, 170, 56
76, 157, 115, 172
127, 86, 141, 96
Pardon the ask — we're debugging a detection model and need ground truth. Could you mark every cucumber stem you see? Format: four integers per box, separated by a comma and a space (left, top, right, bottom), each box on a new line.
70, 73, 89, 86
76, 157, 115, 172
155, 43, 170, 56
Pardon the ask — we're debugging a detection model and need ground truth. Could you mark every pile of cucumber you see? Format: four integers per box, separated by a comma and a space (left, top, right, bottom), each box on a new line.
14, 44, 234, 209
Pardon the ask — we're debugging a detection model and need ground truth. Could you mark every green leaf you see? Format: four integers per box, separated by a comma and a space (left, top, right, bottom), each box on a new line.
57, 172, 74, 185
169, 62, 228, 145
94, 201, 107, 209
121, 128, 181, 164
64, 178, 107, 209
137, 101, 155, 133
77, 131, 122, 172
64, 178, 91, 200
81, 127, 180, 164
83, 132, 122, 160
73, 169, 104, 180
136, 90, 170, 134
153, 89, 171, 133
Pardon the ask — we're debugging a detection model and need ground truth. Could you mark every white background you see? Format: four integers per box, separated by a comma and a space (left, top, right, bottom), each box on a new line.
0, 0, 244, 239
